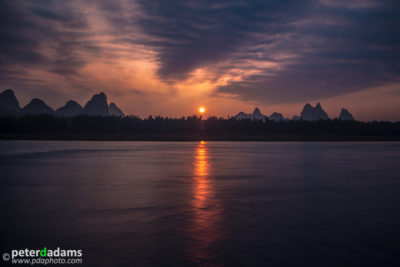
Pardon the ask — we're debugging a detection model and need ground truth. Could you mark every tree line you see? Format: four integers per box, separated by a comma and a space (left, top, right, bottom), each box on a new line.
0, 114, 399, 140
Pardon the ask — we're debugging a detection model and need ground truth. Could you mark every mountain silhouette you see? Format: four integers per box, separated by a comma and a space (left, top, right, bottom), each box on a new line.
0, 89, 126, 117
56, 100, 83, 117
236, 108, 291, 121
236, 107, 267, 121
235, 112, 251, 120
22, 98, 54, 115
269, 112, 284, 122
0, 89, 20, 112
252, 107, 266, 120
338, 108, 355, 121
253, 107, 262, 116
300, 103, 330, 121
0, 89, 359, 122
292, 115, 300, 121
109, 102, 124, 117
83, 92, 109, 116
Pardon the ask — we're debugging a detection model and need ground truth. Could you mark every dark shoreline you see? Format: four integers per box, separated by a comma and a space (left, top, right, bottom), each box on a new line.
1, 133, 399, 141
1, 114, 399, 141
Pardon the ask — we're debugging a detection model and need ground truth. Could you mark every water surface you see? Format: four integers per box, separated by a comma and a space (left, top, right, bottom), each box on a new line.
1, 141, 400, 266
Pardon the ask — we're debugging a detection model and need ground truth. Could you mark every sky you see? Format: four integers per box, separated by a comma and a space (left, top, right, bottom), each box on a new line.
1, 0, 400, 121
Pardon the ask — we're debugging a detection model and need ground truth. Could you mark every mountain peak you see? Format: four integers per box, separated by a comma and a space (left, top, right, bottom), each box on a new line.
253, 107, 262, 116
29, 98, 46, 105
83, 92, 109, 116
109, 102, 125, 117
236, 108, 266, 121
292, 115, 300, 121
0, 89, 20, 112
304, 103, 313, 108
2, 89, 15, 96
269, 112, 284, 122
91, 92, 107, 101
300, 102, 329, 121
65, 100, 80, 106
22, 98, 54, 115
338, 108, 355, 121
56, 100, 83, 117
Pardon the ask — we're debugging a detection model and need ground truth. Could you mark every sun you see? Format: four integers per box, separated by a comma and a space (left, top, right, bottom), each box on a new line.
199, 107, 205, 114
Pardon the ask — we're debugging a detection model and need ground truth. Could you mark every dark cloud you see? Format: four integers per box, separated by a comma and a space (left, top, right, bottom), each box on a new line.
223, 0, 400, 102
0, 0, 92, 81
1, 0, 399, 104
129, 0, 400, 101
0, 1, 43, 65
133, 0, 313, 79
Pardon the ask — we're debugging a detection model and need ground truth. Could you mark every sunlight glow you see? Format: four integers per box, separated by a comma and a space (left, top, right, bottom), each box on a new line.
189, 141, 222, 262
199, 107, 205, 114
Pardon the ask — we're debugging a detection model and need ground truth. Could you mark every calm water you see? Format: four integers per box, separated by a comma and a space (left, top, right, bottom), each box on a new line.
1, 141, 400, 266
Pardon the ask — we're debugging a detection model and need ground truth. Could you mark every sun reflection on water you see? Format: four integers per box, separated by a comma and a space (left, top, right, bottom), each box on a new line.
189, 141, 222, 265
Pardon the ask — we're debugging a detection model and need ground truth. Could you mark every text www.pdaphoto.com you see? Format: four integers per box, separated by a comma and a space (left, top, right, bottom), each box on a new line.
2, 247, 83, 265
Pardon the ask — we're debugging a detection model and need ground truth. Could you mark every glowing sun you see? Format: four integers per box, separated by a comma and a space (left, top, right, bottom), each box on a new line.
199, 107, 205, 114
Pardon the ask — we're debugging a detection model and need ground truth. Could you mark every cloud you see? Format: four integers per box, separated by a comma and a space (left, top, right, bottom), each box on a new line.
1, 0, 399, 116
129, 0, 400, 102
132, 0, 312, 80
0, 0, 93, 81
